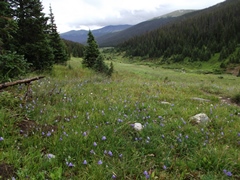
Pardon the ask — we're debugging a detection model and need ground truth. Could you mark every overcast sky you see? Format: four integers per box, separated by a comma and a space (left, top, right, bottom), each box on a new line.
41, 0, 225, 33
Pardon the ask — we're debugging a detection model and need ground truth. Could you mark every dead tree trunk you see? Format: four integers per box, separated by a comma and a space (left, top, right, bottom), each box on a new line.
0, 76, 45, 90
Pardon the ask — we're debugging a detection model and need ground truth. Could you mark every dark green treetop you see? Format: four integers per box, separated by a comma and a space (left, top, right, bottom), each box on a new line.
48, 4, 69, 64
82, 30, 113, 76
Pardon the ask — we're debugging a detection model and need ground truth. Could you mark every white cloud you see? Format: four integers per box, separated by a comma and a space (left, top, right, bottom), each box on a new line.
41, 0, 225, 33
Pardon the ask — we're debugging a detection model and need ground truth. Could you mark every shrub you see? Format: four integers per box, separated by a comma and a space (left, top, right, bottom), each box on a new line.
0, 52, 30, 83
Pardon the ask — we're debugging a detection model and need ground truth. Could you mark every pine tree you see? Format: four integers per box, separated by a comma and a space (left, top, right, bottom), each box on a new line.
48, 5, 69, 64
0, 0, 17, 53
82, 30, 113, 76
8, 0, 54, 71
82, 30, 100, 68
0, 0, 29, 82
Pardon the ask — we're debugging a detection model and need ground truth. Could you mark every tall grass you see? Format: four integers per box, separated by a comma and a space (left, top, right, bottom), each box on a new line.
0, 57, 240, 179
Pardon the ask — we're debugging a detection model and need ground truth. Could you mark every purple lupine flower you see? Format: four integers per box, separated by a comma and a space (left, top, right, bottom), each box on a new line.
83, 160, 87, 165
102, 136, 106, 141
119, 154, 123, 158
93, 142, 97, 146
226, 171, 232, 176
46, 153, 55, 159
42, 132, 45, 136
66, 162, 74, 167
223, 169, 232, 176
143, 171, 149, 179
0, 137, 4, 141
90, 149, 95, 154
104, 150, 107, 154
98, 160, 103, 165
143, 171, 148, 176
163, 165, 167, 170
112, 174, 117, 179
238, 133, 240, 137
185, 135, 189, 139
108, 151, 113, 157
83, 132, 87, 136
47, 131, 51, 137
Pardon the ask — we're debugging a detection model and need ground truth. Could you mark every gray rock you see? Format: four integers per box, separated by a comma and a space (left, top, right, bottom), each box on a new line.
190, 113, 210, 124
191, 97, 210, 102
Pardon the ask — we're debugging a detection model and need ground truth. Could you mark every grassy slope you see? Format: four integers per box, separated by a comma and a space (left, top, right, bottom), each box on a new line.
0, 57, 240, 179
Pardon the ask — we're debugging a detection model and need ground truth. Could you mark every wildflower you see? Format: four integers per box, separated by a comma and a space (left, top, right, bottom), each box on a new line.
90, 149, 95, 154
223, 169, 232, 176
185, 135, 189, 139
161, 134, 165, 139
237, 133, 240, 137
98, 160, 103, 165
163, 165, 167, 170
83, 132, 87, 136
47, 132, 51, 137
112, 174, 117, 179
46, 153, 56, 159
143, 171, 150, 179
93, 142, 97, 146
102, 136, 107, 141
83, 160, 87, 165
119, 154, 123, 158
42, 132, 45, 136
66, 162, 74, 167
108, 151, 113, 157
104, 150, 107, 154
0, 137, 4, 141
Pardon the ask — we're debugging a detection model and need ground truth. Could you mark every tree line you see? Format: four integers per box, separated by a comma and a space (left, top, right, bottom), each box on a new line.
0, 0, 84, 83
117, 0, 240, 65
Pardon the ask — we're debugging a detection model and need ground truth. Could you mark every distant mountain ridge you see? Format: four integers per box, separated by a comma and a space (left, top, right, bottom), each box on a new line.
60, 10, 195, 46
60, 25, 132, 44
96, 9, 196, 47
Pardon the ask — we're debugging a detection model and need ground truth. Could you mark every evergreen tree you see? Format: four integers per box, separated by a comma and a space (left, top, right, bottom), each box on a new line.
48, 5, 69, 64
0, 0, 16, 53
82, 30, 100, 68
82, 30, 113, 76
8, 0, 54, 71
0, 0, 29, 82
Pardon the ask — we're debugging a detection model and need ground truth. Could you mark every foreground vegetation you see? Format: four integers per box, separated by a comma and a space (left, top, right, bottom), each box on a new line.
0, 57, 240, 179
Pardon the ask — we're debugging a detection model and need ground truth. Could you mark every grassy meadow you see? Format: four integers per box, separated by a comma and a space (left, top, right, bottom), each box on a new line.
0, 57, 240, 179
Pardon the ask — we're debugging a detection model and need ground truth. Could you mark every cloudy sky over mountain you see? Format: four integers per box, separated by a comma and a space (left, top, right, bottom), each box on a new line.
41, 0, 225, 33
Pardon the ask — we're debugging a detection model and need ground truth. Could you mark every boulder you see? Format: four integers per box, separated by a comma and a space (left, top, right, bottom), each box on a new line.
133, 123, 143, 131
190, 113, 210, 124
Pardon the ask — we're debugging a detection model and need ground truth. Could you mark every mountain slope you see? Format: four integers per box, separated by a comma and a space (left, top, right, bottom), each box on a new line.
117, 0, 240, 65
97, 10, 195, 47
60, 25, 132, 44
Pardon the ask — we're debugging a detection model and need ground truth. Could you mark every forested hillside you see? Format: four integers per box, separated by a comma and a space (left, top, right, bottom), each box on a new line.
97, 10, 195, 47
117, 0, 240, 65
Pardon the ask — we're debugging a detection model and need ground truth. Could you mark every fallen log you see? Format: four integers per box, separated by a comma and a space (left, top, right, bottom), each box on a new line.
0, 76, 45, 90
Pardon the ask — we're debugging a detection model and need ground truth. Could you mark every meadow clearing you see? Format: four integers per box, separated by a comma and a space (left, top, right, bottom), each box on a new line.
0, 57, 240, 179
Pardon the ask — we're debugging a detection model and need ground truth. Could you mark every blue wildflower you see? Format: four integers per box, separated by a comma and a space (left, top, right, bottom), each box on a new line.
66, 162, 74, 167
0, 137, 4, 141
102, 136, 106, 141
83, 160, 87, 165
108, 151, 113, 157
112, 174, 117, 179
98, 160, 103, 165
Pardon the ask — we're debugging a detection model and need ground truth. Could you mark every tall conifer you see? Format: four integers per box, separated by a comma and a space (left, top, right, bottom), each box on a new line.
48, 5, 69, 64
8, 0, 54, 71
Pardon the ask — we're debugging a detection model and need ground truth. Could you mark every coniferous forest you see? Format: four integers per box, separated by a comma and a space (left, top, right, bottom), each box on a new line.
0, 0, 84, 83
117, 0, 240, 65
